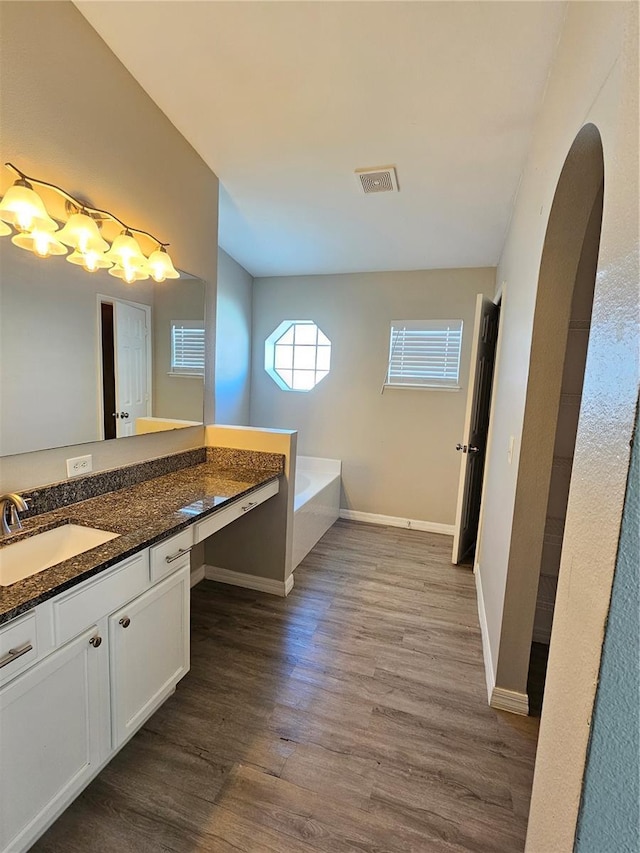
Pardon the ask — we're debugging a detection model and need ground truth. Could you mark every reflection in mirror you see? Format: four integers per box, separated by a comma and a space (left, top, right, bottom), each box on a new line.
0, 239, 205, 456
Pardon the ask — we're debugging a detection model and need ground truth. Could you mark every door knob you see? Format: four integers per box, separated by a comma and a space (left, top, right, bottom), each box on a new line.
120, 412, 129, 419
112, 413, 119, 419
455, 443, 467, 453
119, 617, 131, 628
468, 446, 480, 454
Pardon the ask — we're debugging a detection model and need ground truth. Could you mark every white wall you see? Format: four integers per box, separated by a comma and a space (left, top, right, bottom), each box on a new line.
251, 268, 494, 524
0, 1, 218, 492
215, 248, 253, 425
472, 3, 639, 850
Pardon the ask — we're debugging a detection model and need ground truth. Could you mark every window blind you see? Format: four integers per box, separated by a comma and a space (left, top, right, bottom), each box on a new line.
386, 320, 463, 388
171, 321, 205, 374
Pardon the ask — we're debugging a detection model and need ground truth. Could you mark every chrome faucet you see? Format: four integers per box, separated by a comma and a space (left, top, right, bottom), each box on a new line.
0, 493, 30, 536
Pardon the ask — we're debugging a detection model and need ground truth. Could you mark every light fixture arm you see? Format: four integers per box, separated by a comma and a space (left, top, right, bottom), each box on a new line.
4, 163, 169, 248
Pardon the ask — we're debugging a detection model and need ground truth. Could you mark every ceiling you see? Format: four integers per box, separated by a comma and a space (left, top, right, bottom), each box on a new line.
75, 1, 567, 278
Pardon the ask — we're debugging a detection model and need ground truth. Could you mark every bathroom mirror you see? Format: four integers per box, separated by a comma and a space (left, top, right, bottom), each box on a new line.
0, 239, 205, 456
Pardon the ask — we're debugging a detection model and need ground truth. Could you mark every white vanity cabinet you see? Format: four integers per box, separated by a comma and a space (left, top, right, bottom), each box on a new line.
109, 564, 190, 748
0, 529, 192, 853
0, 478, 280, 852
0, 625, 108, 853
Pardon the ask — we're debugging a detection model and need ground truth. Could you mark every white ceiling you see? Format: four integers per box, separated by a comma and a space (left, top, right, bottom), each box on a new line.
75, 1, 566, 278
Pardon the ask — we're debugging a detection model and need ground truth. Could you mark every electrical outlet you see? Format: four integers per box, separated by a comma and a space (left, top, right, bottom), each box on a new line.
66, 454, 92, 478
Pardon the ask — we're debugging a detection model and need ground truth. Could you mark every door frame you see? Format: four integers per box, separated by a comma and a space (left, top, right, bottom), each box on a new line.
96, 295, 152, 440
473, 283, 505, 573
452, 288, 503, 564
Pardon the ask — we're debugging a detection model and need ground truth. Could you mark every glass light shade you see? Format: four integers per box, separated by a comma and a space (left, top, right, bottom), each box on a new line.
0, 182, 58, 233
147, 246, 180, 282
108, 263, 150, 283
57, 212, 109, 253
104, 231, 147, 270
67, 249, 113, 272
0, 220, 11, 236
12, 229, 67, 258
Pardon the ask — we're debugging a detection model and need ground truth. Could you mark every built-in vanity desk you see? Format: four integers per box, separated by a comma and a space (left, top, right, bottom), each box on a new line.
0, 449, 282, 853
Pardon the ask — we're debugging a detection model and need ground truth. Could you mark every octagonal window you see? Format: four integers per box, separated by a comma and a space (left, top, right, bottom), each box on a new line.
265, 320, 331, 391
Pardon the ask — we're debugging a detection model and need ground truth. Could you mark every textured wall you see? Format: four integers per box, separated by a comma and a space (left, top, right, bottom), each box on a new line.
478, 4, 639, 850
575, 399, 640, 852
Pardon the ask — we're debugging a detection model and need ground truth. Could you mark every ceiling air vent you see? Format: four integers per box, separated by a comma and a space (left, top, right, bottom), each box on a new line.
355, 165, 399, 194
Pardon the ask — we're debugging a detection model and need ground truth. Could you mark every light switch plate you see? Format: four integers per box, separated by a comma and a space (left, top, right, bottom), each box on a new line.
66, 455, 93, 478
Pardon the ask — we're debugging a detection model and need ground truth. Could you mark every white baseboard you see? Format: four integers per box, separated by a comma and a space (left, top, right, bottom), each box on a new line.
190, 565, 206, 588
339, 509, 455, 536
475, 565, 496, 702
490, 686, 530, 716
476, 565, 530, 716
203, 565, 294, 597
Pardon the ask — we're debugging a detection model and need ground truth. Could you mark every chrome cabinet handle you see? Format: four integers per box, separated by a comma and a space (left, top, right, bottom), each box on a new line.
120, 412, 129, 419
89, 636, 102, 648
455, 443, 467, 453
468, 446, 480, 454
242, 501, 258, 513
0, 642, 33, 669
119, 617, 131, 628
165, 547, 191, 564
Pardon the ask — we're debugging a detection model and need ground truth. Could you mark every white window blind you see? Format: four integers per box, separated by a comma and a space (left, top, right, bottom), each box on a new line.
386, 320, 463, 388
170, 321, 205, 375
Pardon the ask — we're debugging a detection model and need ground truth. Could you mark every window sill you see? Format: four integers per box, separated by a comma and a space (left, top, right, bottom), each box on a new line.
167, 371, 205, 379
383, 383, 461, 392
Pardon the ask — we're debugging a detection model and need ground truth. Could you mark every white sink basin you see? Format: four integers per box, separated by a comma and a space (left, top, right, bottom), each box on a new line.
0, 524, 119, 587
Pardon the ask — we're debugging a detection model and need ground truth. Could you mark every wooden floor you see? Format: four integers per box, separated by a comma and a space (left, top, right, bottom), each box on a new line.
35, 520, 539, 853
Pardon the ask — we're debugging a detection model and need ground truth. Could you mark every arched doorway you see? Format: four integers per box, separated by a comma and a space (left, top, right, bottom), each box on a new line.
492, 123, 605, 708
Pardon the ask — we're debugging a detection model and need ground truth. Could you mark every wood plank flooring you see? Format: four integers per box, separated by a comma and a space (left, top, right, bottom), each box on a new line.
34, 520, 539, 853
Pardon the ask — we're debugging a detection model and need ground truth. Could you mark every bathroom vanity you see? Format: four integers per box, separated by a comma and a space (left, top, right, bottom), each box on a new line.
0, 452, 281, 853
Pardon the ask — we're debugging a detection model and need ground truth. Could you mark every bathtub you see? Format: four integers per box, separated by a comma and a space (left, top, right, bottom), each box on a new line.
292, 456, 341, 569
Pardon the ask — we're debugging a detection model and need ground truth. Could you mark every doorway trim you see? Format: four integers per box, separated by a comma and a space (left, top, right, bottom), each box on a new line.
472, 286, 506, 702
96, 294, 152, 440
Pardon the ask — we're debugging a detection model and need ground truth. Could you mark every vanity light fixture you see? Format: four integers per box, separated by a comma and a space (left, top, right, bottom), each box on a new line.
0, 163, 180, 282
57, 211, 110, 255
148, 245, 180, 282
66, 249, 112, 271
12, 229, 67, 258
109, 263, 150, 284
0, 178, 58, 232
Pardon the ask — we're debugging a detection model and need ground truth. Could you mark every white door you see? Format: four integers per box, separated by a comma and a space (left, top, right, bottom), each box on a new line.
109, 566, 190, 749
0, 626, 107, 852
452, 294, 500, 564
114, 300, 150, 437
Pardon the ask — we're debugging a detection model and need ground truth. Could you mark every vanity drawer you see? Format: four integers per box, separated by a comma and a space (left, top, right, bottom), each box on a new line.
194, 479, 280, 544
0, 610, 38, 686
149, 528, 193, 583
53, 551, 148, 646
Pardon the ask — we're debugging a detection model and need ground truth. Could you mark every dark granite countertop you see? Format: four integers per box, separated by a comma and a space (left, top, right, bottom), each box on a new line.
0, 462, 280, 625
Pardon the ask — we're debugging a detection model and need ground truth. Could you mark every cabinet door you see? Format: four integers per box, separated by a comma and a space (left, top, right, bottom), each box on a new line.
0, 626, 107, 853
109, 565, 190, 748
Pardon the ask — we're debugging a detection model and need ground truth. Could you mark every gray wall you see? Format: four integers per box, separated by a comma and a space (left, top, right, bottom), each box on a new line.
251, 268, 494, 524
575, 399, 640, 852
0, 0, 218, 492
215, 249, 253, 425
153, 277, 205, 422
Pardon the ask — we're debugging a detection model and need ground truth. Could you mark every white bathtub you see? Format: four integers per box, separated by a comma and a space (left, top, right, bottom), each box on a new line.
292, 456, 341, 569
